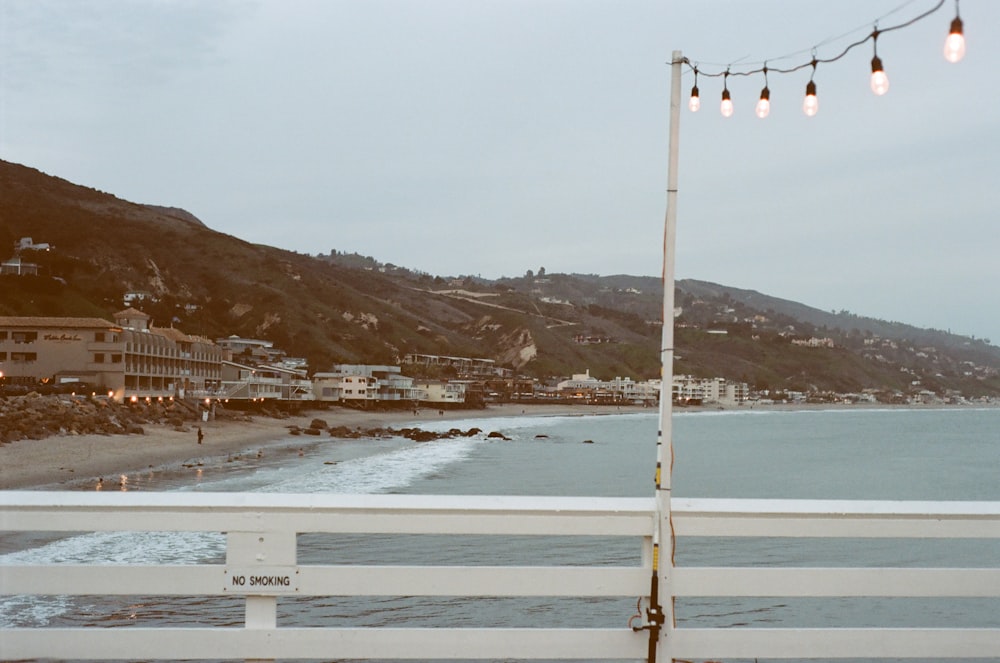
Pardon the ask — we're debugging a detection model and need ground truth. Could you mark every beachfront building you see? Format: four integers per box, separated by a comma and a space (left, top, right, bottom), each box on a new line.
0, 312, 224, 401
218, 360, 313, 402
412, 379, 467, 406
115, 309, 224, 401
0, 316, 122, 388
311, 373, 348, 401
556, 369, 660, 405
312, 364, 421, 406
214, 335, 307, 373
215, 336, 287, 364
672, 375, 749, 405
724, 381, 750, 403
557, 370, 601, 396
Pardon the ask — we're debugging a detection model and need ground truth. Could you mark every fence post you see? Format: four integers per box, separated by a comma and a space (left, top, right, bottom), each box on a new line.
226, 530, 297, 663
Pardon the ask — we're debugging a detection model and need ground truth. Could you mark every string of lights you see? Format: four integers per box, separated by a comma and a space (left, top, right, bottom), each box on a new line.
684, 0, 966, 118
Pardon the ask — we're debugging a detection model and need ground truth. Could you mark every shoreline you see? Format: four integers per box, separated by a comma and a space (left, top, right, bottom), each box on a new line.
0, 401, 992, 491
0, 403, 646, 491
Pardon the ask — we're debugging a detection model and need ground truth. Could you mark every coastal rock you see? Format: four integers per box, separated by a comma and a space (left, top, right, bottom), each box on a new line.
0, 393, 207, 444
404, 429, 440, 442
324, 424, 499, 443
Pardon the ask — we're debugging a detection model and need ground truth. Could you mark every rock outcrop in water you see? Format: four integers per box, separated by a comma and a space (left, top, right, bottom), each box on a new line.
291, 423, 494, 443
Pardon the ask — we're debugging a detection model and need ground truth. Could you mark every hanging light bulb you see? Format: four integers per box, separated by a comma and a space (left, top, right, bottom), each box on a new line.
870, 59, 889, 95
870, 56, 889, 95
755, 87, 770, 119
802, 80, 818, 117
802, 60, 818, 117
755, 67, 770, 119
944, 13, 965, 63
689, 69, 701, 112
870, 32, 889, 96
720, 71, 733, 118
720, 88, 734, 117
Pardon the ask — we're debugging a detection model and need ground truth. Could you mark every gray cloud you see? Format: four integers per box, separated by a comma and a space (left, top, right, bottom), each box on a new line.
2, 0, 997, 342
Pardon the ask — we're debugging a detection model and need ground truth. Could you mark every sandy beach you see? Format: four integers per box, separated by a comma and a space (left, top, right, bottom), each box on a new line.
0, 403, 650, 490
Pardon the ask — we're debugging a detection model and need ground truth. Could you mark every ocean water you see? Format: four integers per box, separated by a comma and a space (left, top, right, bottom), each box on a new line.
2, 407, 999, 662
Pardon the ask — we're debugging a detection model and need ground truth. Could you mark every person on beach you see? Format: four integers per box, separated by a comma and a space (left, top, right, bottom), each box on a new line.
197, 426, 204, 444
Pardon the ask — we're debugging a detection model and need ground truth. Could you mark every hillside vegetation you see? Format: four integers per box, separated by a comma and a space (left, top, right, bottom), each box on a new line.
2, 160, 998, 399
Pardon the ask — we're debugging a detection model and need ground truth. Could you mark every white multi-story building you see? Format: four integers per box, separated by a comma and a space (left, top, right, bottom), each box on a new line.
556, 369, 660, 405
312, 364, 421, 405
673, 375, 749, 405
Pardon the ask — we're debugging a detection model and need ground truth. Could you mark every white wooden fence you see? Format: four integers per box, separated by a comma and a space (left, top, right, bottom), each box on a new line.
1, 492, 999, 660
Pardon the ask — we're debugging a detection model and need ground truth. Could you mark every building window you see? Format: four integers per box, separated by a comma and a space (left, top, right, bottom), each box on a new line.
0, 352, 6, 360
12, 331, 38, 343
95, 332, 105, 342
111, 354, 122, 363
11, 352, 37, 361
0, 331, 7, 340
95, 353, 105, 363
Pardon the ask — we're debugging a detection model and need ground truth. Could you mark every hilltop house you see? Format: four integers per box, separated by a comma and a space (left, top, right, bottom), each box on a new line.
402, 353, 499, 377
1, 237, 51, 276
0, 257, 39, 276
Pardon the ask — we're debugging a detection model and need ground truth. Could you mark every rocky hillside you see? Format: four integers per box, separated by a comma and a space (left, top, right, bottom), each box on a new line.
2, 159, 999, 398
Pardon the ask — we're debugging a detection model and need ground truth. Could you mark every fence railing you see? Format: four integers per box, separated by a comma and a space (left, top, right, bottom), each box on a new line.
1, 492, 999, 661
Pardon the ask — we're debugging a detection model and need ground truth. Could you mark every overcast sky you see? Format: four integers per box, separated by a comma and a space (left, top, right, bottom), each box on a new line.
2, 1, 998, 344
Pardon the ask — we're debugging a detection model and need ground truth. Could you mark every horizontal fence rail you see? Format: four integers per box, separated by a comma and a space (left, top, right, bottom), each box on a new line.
2, 492, 1000, 660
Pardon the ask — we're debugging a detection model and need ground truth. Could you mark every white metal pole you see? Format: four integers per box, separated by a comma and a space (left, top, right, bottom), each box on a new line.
654, 49, 683, 663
